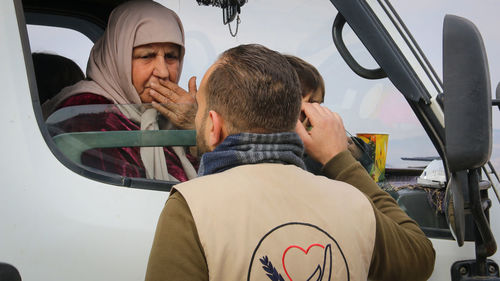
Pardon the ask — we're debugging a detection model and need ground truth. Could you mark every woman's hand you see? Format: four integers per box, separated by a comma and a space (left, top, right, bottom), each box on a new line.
150, 76, 197, 130
295, 102, 348, 165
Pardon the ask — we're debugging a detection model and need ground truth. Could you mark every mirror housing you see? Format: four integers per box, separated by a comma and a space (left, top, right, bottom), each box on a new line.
443, 15, 492, 172
443, 14, 492, 247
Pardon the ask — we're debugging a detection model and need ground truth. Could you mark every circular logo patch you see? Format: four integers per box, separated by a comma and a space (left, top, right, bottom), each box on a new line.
247, 222, 349, 281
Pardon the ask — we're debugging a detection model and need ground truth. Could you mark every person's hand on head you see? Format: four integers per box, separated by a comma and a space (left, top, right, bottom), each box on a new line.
295, 102, 348, 165
150, 76, 197, 130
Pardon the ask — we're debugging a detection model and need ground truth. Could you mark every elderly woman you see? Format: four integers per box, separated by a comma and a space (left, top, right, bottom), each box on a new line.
43, 0, 198, 182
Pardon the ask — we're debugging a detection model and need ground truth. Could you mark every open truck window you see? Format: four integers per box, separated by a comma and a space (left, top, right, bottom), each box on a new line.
25, 10, 197, 191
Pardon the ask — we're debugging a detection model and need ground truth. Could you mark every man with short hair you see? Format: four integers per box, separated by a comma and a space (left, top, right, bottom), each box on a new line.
145, 44, 435, 281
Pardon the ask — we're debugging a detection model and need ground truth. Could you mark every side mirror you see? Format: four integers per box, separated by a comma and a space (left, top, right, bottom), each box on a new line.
443, 15, 492, 246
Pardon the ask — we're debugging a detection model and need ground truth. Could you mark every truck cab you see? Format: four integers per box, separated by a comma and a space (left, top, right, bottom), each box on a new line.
1, 0, 499, 280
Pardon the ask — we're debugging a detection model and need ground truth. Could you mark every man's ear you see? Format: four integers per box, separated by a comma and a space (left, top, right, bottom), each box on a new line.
207, 110, 227, 149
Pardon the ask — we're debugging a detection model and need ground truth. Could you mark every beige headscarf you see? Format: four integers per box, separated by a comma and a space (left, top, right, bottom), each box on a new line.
43, 0, 197, 181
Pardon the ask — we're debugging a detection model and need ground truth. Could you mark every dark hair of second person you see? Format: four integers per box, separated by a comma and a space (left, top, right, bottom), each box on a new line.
284, 54, 373, 174
284, 54, 325, 103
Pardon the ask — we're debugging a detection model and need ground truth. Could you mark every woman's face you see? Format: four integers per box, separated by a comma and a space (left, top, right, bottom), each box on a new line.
132, 42, 181, 103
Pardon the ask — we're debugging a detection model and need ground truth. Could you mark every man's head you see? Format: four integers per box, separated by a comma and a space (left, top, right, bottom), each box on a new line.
195, 44, 302, 154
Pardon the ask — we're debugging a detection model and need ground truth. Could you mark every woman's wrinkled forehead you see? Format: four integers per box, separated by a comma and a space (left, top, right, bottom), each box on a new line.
133, 42, 181, 57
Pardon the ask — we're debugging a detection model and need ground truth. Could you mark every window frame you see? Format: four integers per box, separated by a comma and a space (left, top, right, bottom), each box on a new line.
21, 5, 183, 191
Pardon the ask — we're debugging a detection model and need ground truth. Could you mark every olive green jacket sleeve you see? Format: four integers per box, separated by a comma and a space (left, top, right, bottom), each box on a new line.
322, 150, 436, 281
145, 192, 208, 281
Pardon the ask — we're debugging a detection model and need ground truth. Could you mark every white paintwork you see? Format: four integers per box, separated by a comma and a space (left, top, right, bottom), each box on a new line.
0, 2, 169, 280
430, 95, 445, 127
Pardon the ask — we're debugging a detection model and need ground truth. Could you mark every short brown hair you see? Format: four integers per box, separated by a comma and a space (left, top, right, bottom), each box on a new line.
205, 44, 302, 134
284, 54, 325, 102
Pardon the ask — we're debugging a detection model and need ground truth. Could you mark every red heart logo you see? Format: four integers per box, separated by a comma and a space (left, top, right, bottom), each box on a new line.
282, 244, 325, 281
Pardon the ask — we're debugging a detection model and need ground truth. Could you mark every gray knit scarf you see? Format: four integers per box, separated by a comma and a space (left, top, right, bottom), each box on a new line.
198, 132, 306, 176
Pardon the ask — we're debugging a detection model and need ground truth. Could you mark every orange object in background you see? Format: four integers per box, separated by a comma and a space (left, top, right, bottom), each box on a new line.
356, 133, 389, 182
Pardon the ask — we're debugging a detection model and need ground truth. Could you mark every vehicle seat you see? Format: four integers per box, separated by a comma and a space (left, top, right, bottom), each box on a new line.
32, 52, 85, 105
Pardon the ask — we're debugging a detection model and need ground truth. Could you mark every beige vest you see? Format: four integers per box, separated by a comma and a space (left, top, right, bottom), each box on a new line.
174, 164, 376, 281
